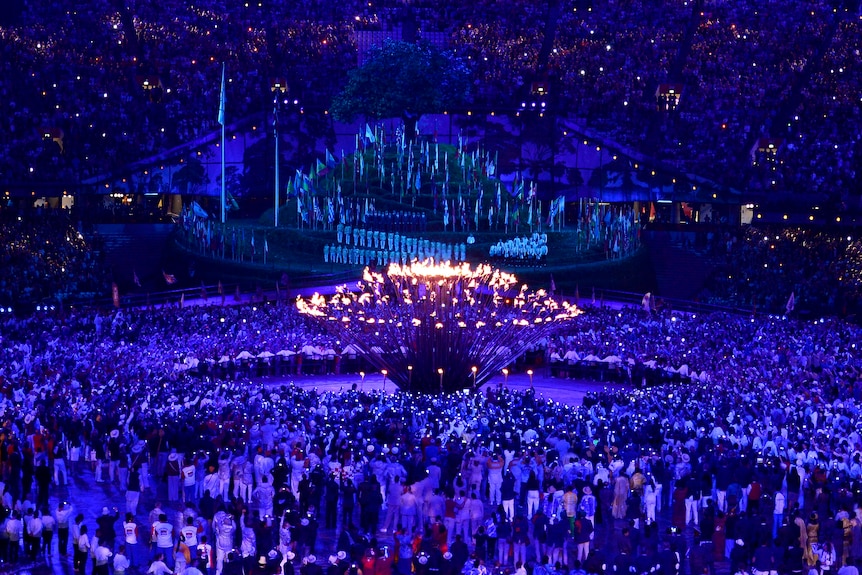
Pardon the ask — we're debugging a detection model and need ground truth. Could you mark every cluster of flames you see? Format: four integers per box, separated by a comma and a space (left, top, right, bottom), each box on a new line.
297, 260, 581, 393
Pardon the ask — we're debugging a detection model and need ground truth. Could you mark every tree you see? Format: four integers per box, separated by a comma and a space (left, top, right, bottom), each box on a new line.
331, 40, 471, 140
173, 156, 207, 194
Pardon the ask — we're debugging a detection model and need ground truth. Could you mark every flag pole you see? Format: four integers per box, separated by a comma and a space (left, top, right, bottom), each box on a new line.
219, 63, 226, 225
273, 95, 280, 228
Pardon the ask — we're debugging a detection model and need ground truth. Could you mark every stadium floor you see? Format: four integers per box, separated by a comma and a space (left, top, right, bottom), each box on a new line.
261, 371, 628, 406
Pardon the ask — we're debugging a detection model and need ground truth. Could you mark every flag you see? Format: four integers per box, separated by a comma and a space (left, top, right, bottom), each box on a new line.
326, 149, 337, 169
299, 170, 312, 194
504, 201, 509, 226
443, 199, 450, 228
180, 292, 185, 308
549, 196, 563, 225
474, 199, 479, 229
286, 177, 295, 198
133, 269, 141, 287
786, 292, 795, 315
365, 123, 376, 144
514, 178, 524, 200
264, 237, 269, 255
163, 271, 177, 285
315, 158, 327, 176
314, 197, 323, 223
250, 233, 255, 256
217, 63, 226, 126
112, 282, 120, 308
294, 169, 303, 195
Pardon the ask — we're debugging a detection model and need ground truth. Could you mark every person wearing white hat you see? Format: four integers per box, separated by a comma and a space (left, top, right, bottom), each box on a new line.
302, 554, 320, 575
166, 450, 182, 503
107, 429, 123, 486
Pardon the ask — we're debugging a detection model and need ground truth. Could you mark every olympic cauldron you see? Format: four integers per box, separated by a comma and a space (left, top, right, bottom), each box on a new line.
296, 260, 581, 393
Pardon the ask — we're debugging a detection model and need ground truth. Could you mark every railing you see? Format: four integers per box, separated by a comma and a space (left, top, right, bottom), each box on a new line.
64, 283, 242, 310
63, 269, 364, 311
564, 288, 755, 318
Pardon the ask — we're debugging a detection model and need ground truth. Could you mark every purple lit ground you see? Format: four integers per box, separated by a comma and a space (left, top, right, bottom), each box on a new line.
270, 371, 629, 404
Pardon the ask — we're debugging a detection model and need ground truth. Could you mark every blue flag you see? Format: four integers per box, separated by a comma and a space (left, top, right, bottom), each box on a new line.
218, 63, 226, 126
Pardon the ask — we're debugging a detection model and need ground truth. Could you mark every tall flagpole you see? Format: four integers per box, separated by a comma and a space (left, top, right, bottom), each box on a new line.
274, 94, 279, 228
218, 63, 226, 224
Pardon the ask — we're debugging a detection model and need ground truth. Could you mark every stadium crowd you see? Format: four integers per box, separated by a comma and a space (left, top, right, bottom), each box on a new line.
698, 227, 862, 317
0, 207, 107, 307
1, 0, 860, 203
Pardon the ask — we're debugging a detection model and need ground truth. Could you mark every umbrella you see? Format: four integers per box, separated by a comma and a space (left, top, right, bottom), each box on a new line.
218, 355, 232, 364
257, 351, 275, 358
276, 350, 296, 357
236, 351, 253, 360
